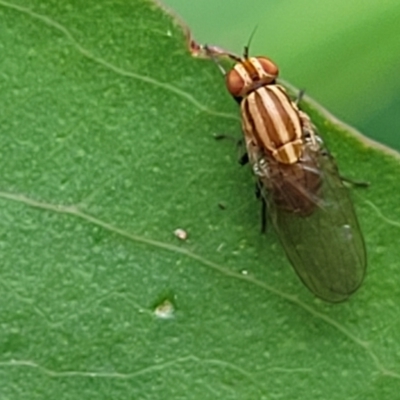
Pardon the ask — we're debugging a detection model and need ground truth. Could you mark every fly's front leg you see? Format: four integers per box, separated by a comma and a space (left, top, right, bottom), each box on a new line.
203, 44, 242, 65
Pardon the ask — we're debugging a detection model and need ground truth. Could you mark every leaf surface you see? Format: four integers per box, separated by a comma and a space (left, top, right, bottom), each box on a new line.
0, 1, 400, 399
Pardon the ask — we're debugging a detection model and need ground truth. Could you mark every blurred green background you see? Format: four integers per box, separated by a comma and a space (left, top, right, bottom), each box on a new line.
162, 0, 400, 151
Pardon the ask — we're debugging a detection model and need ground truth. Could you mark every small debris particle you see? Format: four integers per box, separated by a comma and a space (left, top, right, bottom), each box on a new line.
154, 299, 174, 319
174, 228, 188, 240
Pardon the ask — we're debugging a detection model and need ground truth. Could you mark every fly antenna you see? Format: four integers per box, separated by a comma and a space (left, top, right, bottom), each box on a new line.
244, 25, 259, 58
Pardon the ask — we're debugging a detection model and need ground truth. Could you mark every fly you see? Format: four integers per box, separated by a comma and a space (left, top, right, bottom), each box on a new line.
204, 44, 367, 302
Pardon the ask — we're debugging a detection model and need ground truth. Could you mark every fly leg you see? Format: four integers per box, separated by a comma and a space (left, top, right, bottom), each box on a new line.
203, 45, 243, 105
203, 44, 242, 66
261, 196, 267, 233
239, 152, 249, 166
340, 176, 370, 188
214, 134, 248, 165
295, 90, 321, 146
322, 148, 369, 188
255, 180, 268, 233
295, 89, 306, 106
215, 133, 267, 232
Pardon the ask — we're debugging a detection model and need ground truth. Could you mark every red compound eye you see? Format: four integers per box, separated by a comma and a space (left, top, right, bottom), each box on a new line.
225, 68, 245, 97
257, 57, 279, 80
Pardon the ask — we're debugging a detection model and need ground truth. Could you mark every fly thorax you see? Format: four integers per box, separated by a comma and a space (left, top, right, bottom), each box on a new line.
272, 139, 303, 164
241, 85, 304, 165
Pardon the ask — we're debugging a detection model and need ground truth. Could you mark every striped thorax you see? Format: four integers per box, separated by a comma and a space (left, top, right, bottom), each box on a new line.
225, 56, 305, 165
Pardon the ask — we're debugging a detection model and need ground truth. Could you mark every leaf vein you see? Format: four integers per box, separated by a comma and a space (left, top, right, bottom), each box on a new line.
0, 0, 239, 122
0, 190, 399, 380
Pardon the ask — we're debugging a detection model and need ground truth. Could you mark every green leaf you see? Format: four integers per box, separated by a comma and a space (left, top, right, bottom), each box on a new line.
0, 1, 399, 399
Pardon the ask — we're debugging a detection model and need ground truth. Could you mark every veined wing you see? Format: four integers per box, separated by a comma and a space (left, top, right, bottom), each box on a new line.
259, 144, 366, 302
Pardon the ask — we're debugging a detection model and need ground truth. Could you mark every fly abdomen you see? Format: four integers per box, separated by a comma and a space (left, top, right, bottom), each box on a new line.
257, 144, 323, 217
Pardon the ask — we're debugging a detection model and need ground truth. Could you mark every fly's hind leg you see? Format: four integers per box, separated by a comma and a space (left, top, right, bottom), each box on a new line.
320, 144, 370, 189
340, 176, 370, 188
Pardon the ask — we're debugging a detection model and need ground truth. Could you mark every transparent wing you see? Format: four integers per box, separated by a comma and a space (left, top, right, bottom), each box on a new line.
260, 145, 366, 302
